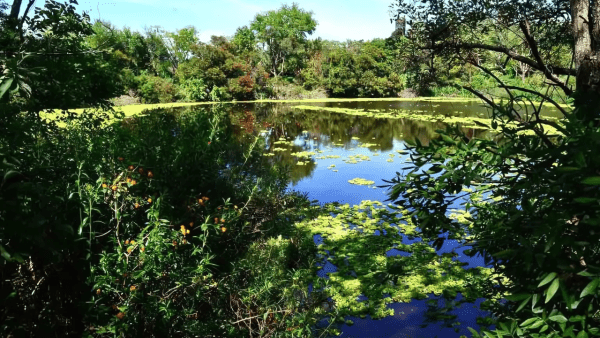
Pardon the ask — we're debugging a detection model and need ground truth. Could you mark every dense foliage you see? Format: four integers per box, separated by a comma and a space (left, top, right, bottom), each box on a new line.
385, 0, 600, 335
3, 0, 598, 337
0, 2, 329, 337
0, 1, 558, 105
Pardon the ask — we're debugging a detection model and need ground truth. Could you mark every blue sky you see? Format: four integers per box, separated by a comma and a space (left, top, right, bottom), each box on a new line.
72, 0, 398, 42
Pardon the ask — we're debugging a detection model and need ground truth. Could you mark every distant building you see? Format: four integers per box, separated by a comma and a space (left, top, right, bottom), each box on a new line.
391, 16, 407, 39
395, 17, 406, 36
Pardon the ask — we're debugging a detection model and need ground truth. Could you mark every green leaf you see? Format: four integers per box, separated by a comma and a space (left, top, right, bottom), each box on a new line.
577, 331, 588, 338
577, 270, 600, 277
549, 315, 568, 323
538, 273, 557, 287
555, 167, 580, 172
0, 77, 14, 99
580, 279, 599, 298
574, 197, 598, 204
546, 278, 560, 303
529, 319, 545, 329
520, 318, 538, 327
581, 177, 600, 185
0, 244, 11, 261
568, 316, 585, 323
516, 296, 532, 312
467, 327, 480, 337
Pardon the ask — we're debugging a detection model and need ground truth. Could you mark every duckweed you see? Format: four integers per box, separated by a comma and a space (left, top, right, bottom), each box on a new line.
291, 151, 317, 159
293, 200, 494, 320
348, 178, 375, 185
292, 105, 564, 135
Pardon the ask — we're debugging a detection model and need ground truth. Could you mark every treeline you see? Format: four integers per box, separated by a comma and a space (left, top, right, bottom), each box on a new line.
81, 4, 566, 105
86, 9, 409, 103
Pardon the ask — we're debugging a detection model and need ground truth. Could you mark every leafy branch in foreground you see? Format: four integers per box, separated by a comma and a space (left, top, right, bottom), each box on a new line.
383, 76, 600, 336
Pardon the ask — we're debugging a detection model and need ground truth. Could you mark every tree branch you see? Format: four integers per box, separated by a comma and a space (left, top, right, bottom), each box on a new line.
425, 42, 576, 77
518, 20, 573, 96
499, 85, 569, 117
18, 0, 35, 42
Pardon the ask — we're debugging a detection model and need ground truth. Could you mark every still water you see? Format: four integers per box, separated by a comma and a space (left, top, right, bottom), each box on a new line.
214, 99, 559, 337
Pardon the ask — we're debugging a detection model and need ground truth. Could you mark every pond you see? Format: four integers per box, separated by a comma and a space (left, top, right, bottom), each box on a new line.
156, 98, 561, 337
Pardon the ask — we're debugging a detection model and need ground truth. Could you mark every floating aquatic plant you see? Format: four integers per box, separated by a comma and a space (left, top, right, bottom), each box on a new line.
348, 178, 375, 185
291, 151, 317, 159
292, 200, 494, 320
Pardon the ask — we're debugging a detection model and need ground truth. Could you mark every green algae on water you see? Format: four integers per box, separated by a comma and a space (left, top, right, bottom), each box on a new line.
292, 200, 494, 320
348, 178, 375, 186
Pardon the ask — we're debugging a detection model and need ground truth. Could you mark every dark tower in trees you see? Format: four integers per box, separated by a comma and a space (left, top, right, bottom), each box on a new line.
395, 17, 406, 36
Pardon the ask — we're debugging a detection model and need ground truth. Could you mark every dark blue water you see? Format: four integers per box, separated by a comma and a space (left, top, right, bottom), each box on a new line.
253, 100, 502, 337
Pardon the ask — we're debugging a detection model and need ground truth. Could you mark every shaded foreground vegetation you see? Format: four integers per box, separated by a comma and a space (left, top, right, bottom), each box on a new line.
2, 0, 600, 337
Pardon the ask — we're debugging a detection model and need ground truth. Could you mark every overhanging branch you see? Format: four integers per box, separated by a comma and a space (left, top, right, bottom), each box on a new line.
425, 42, 576, 77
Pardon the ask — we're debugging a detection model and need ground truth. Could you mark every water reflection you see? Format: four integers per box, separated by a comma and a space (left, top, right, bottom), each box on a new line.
181, 99, 557, 337
225, 100, 501, 337
328, 295, 492, 338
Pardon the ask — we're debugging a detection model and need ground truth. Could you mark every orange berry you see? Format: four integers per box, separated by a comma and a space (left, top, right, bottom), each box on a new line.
130, 240, 136, 245
208, 141, 211, 145
111, 185, 118, 191
214, 218, 219, 224
131, 179, 137, 186
118, 157, 124, 161
116, 312, 125, 320
172, 240, 178, 246
102, 183, 108, 188
134, 203, 140, 209
147, 171, 154, 178
189, 222, 194, 227
128, 165, 134, 170
127, 247, 133, 253
221, 219, 225, 223
125, 240, 130, 245
182, 239, 188, 244
126, 177, 132, 183
138, 168, 144, 174
147, 198, 152, 203
96, 289, 101, 295
221, 226, 227, 233
141, 247, 145, 252
130, 285, 136, 292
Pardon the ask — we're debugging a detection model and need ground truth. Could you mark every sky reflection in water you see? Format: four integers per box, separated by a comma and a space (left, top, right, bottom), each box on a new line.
233, 100, 549, 337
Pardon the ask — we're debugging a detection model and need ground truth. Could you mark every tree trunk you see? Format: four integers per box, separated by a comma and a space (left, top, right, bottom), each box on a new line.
572, 0, 600, 95
9, 0, 23, 22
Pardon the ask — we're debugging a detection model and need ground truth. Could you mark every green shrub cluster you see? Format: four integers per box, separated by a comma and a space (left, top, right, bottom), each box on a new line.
0, 105, 328, 337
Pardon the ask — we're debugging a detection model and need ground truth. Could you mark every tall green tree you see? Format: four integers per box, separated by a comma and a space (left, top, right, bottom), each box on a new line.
250, 3, 317, 77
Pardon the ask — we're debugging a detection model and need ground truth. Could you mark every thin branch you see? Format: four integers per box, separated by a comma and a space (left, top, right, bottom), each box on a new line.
500, 85, 569, 117
518, 20, 573, 96
463, 57, 519, 118
231, 310, 291, 325
427, 42, 576, 76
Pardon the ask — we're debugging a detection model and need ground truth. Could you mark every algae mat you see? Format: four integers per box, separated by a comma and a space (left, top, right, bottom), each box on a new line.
297, 200, 494, 321
291, 105, 564, 136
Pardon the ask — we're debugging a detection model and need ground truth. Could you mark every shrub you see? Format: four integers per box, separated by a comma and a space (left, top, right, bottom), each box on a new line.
135, 74, 179, 103
209, 86, 231, 102
179, 78, 209, 102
